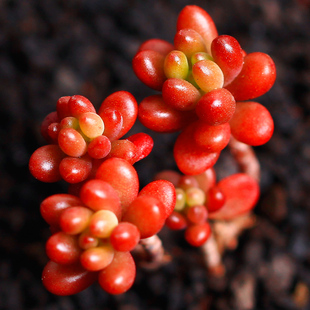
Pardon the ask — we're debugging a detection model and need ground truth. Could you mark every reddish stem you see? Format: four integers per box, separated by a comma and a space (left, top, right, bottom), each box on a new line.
200, 233, 225, 276
228, 136, 260, 182
200, 137, 260, 275
136, 138, 260, 273
133, 235, 171, 269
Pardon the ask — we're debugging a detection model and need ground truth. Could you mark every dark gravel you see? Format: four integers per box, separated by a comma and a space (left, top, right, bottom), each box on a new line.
1, 0, 310, 309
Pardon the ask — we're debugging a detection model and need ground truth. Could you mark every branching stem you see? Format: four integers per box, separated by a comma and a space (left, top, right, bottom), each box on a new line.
200, 138, 260, 275
228, 136, 261, 182
134, 235, 171, 269
137, 138, 260, 274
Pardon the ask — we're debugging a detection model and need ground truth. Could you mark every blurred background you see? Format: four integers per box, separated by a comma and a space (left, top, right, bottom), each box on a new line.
0, 0, 310, 309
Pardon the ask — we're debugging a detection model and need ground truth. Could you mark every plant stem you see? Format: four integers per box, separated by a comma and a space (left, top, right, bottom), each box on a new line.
135, 138, 260, 272
200, 137, 259, 275
228, 136, 260, 182
200, 233, 225, 276
133, 235, 171, 269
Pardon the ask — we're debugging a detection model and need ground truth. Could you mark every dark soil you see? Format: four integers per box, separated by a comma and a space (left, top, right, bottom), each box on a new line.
0, 0, 310, 309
